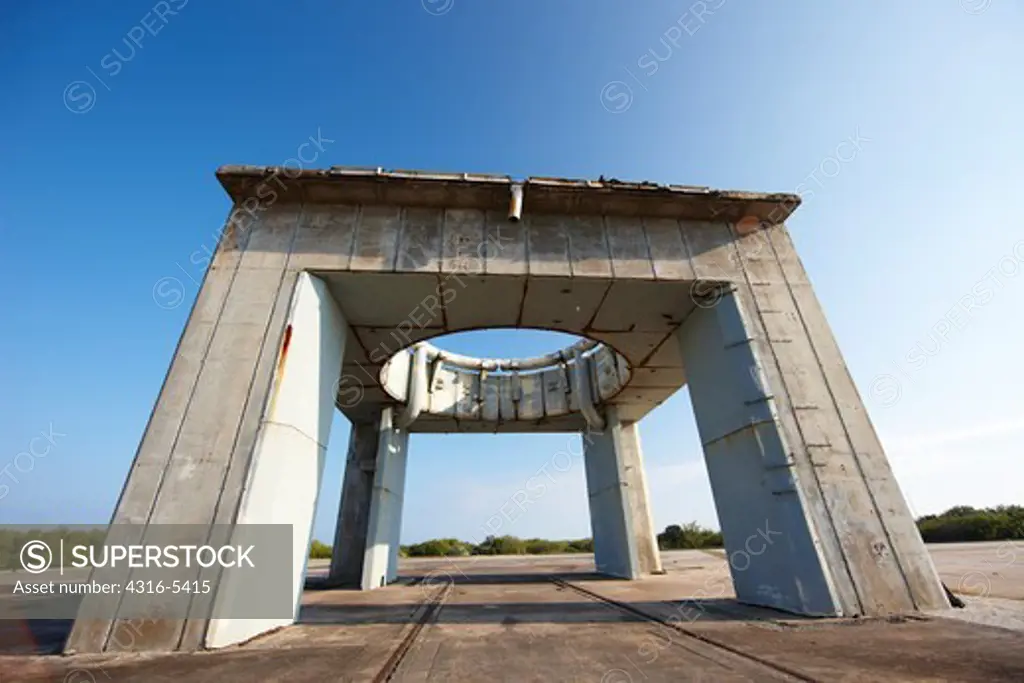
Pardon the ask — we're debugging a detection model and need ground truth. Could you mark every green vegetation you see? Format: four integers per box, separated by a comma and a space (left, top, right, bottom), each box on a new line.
404, 538, 474, 557
293, 506, 1020, 559
656, 522, 723, 550
403, 535, 594, 557
2, 508, 1016, 569
309, 539, 333, 559
916, 505, 1024, 543
472, 536, 594, 555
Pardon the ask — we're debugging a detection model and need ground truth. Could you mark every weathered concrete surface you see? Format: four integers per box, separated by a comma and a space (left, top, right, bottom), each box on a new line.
206, 272, 347, 648
583, 408, 661, 578
361, 407, 410, 590
677, 292, 840, 616
76, 166, 946, 654
65, 214, 347, 652
326, 407, 409, 592
620, 422, 663, 575
8, 548, 1023, 682
677, 235, 948, 617
234, 170, 719, 429
327, 417, 381, 586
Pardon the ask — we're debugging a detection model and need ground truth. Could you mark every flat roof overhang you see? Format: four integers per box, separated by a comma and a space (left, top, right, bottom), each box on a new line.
216, 165, 801, 223
212, 164, 798, 430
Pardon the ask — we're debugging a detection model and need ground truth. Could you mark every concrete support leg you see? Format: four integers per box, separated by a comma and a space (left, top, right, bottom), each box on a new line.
327, 418, 380, 587
620, 422, 663, 575
583, 407, 661, 578
677, 276, 948, 617
206, 272, 346, 648
360, 407, 409, 590
66, 207, 349, 652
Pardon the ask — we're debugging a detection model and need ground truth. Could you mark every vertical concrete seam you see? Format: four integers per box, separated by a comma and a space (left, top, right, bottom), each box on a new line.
392, 206, 405, 272
599, 215, 615, 278
351, 203, 364, 270
348, 204, 363, 272
515, 275, 529, 328
340, 204, 358, 271
726, 224, 860, 614
564, 215, 577, 278
439, 207, 449, 274
676, 218, 695, 276
638, 216, 657, 280
765, 227, 918, 609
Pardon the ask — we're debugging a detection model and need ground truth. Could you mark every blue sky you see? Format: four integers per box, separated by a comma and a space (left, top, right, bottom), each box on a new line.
1, 1, 1022, 544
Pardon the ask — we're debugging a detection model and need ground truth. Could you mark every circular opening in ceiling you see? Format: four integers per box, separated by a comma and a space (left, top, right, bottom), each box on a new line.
426, 329, 586, 366
378, 328, 633, 420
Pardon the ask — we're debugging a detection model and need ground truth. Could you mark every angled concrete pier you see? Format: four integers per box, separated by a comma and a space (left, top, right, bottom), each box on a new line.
69, 166, 947, 653
328, 417, 380, 587
361, 407, 409, 590
583, 407, 661, 578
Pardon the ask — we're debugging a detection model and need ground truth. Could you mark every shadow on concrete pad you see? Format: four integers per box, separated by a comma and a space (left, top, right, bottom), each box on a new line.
297, 597, 788, 626
305, 570, 618, 590
414, 571, 620, 585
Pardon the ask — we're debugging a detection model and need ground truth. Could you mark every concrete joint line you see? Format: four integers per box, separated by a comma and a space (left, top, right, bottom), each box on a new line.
724, 337, 756, 350
262, 419, 328, 450
701, 418, 778, 449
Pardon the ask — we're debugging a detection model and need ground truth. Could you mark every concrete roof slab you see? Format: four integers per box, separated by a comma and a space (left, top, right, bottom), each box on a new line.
590, 279, 696, 333
442, 274, 526, 330
212, 165, 799, 431
520, 277, 611, 333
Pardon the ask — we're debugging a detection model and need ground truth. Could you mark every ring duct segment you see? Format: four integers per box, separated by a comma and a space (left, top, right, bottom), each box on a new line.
381, 338, 631, 430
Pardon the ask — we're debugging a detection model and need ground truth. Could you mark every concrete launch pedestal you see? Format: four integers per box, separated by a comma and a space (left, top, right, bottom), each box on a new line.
66, 166, 948, 652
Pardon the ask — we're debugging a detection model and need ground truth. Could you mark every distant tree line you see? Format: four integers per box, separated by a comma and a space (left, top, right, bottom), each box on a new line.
656, 522, 723, 550
282, 505, 1024, 560
916, 505, 1023, 543
2, 508, 1018, 569
402, 536, 595, 557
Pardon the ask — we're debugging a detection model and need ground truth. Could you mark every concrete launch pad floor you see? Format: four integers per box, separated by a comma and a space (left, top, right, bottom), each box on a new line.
3, 545, 1023, 682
